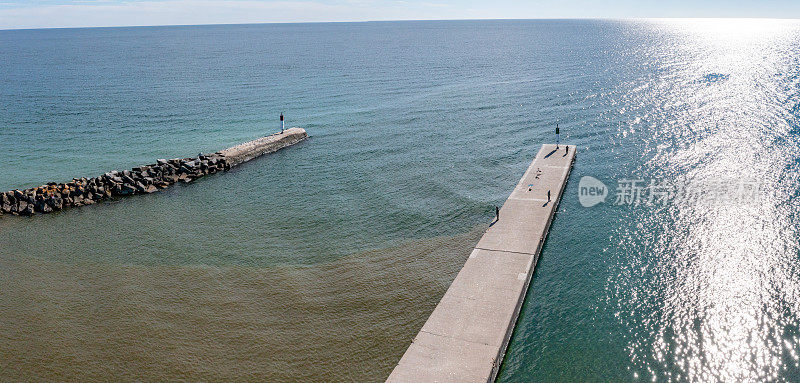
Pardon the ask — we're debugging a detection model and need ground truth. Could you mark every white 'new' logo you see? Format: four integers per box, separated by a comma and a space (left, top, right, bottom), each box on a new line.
578, 176, 607, 207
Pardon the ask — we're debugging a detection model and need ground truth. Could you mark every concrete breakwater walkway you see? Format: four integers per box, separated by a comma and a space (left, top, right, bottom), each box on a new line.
0, 128, 307, 216
388, 144, 576, 382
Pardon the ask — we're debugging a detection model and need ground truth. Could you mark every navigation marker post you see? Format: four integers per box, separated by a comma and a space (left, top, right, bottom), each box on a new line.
556, 124, 560, 149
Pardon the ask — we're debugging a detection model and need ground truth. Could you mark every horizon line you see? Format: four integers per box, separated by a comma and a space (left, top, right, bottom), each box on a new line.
2, 16, 798, 32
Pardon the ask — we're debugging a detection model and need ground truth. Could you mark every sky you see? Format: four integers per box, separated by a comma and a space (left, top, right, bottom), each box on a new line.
0, 0, 799, 30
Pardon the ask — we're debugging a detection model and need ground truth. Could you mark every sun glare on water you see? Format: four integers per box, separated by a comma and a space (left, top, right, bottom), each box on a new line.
609, 19, 800, 382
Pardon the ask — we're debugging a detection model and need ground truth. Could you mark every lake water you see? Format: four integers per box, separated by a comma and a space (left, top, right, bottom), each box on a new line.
2, 19, 800, 382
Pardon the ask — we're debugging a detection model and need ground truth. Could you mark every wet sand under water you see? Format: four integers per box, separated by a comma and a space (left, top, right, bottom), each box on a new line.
0, 226, 484, 382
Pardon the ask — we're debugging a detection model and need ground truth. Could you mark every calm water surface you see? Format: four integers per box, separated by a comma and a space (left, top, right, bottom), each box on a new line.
2, 19, 800, 382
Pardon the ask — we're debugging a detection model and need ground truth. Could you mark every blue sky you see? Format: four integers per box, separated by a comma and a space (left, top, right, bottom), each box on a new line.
1, 0, 799, 30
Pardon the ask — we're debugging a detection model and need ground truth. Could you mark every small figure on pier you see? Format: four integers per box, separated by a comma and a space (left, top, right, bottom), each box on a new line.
280, 112, 285, 133
547, 190, 551, 202
495, 206, 500, 222
564, 146, 569, 157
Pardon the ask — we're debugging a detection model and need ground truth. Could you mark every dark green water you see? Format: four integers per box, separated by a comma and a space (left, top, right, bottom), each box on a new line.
2, 19, 800, 382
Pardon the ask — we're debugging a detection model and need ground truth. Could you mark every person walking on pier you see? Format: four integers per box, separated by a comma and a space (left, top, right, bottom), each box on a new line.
495, 206, 500, 222
547, 190, 551, 202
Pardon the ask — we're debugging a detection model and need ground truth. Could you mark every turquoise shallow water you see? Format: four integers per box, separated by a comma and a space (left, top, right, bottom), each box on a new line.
2, 19, 800, 381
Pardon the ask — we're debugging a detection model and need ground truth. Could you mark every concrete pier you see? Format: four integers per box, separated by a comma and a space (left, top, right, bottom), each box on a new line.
387, 144, 576, 383
221, 127, 307, 166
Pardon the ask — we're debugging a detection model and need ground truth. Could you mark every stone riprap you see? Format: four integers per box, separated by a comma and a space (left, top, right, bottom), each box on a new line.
0, 128, 307, 217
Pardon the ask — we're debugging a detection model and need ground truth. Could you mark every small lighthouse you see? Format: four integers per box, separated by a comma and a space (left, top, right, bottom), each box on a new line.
280, 112, 285, 133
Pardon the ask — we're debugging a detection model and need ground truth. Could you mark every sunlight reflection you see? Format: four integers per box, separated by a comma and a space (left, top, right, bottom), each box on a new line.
610, 19, 800, 382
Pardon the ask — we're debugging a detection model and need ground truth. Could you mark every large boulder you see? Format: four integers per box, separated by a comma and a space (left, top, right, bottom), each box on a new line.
47, 196, 63, 211
134, 182, 147, 193
36, 201, 53, 213
118, 184, 135, 196
19, 202, 34, 216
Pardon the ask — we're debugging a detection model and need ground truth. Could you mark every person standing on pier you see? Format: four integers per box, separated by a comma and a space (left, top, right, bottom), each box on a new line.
495, 206, 500, 222
280, 112, 285, 133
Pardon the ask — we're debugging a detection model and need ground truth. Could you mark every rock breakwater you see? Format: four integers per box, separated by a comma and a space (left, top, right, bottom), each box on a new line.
0, 128, 307, 216
1, 154, 229, 216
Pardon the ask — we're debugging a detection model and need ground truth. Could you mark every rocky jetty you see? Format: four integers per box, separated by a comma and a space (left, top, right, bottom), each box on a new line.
0, 128, 308, 217
0, 153, 230, 216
